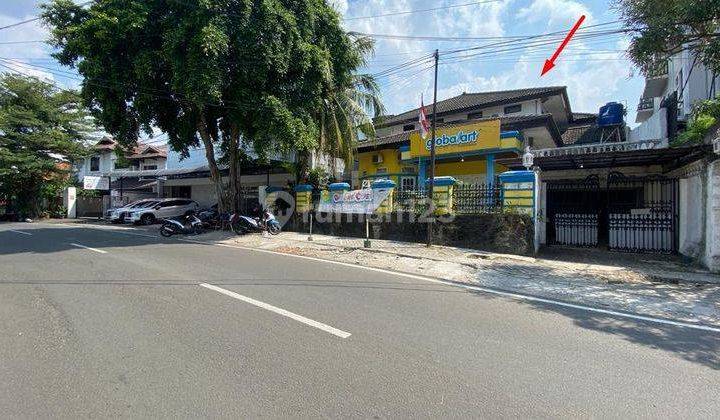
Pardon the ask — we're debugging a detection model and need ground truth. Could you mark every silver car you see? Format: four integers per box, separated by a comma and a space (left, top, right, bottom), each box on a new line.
128, 198, 199, 225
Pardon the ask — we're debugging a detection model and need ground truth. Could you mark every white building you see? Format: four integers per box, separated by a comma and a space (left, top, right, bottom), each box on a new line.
631, 46, 720, 143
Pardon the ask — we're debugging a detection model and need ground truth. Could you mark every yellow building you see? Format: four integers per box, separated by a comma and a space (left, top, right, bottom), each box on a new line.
355, 87, 570, 188
356, 119, 523, 189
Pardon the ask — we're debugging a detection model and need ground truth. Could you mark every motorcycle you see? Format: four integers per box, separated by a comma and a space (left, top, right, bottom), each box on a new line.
159, 213, 204, 237
230, 209, 281, 235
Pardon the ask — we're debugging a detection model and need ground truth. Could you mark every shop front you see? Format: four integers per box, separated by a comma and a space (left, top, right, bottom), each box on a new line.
356, 119, 524, 188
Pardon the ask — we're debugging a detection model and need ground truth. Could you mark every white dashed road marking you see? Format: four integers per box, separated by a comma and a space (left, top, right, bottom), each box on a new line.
69, 243, 108, 254
200, 283, 352, 339
7, 230, 32, 236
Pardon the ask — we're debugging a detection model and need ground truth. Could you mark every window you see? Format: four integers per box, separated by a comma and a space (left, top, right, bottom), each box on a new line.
401, 166, 415, 174
376, 168, 388, 174
400, 177, 416, 191
403, 124, 415, 132
467, 111, 483, 120
90, 156, 100, 172
143, 165, 158, 170
504, 104, 522, 114
170, 185, 192, 198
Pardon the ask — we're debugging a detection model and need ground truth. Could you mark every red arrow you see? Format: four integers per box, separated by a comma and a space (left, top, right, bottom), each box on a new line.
541, 15, 586, 76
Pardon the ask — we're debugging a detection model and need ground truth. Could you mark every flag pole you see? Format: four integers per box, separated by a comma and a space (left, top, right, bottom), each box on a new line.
426, 49, 439, 247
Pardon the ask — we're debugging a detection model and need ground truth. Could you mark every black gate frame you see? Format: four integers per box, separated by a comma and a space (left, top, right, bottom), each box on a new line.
546, 172, 679, 253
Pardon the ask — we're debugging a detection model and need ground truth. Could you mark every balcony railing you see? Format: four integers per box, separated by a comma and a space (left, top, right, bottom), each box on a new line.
637, 97, 654, 112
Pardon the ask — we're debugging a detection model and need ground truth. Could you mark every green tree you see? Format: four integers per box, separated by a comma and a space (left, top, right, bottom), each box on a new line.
0, 74, 91, 217
616, 0, 720, 73
43, 0, 372, 212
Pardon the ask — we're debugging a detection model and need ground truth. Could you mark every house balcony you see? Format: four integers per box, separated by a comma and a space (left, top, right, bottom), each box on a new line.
636, 97, 656, 123
641, 60, 669, 99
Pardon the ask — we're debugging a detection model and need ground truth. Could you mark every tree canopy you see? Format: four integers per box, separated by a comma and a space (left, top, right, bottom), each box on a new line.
617, 0, 720, 74
0, 74, 92, 217
43, 0, 375, 211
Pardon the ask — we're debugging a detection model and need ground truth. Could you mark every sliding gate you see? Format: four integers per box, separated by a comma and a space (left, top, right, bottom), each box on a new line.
547, 172, 678, 253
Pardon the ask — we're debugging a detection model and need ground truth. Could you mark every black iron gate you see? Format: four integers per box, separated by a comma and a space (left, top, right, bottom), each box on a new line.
546, 172, 678, 253
547, 175, 600, 247
606, 172, 678, 253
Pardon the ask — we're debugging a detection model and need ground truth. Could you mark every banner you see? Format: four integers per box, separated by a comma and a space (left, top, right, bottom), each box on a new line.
317, 188, 392, 214
83, 175, 109, 190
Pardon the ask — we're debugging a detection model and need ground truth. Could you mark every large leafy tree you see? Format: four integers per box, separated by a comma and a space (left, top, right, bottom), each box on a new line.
616, 0, 720, 74
43, 0, 371, 211
0, 74, 91, 217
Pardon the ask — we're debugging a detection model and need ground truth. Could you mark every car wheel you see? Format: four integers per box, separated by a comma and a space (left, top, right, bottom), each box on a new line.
268, 222, 281, 235
140, 214, 155, 225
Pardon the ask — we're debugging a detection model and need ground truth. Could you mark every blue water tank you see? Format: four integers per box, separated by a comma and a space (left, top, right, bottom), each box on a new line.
598, 102, 624, 126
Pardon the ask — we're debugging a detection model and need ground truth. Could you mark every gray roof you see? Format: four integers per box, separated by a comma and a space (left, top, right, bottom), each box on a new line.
375, 86, 568, 127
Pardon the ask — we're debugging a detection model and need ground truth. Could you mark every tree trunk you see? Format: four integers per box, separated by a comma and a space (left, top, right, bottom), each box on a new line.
227, 125, 241, 213
197, 116, 227, 213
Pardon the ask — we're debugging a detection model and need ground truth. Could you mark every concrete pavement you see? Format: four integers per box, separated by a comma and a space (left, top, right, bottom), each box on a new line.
1, 222, 719, 417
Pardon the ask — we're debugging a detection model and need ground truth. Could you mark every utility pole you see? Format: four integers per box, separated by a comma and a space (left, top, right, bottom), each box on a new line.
426, 49, 439, 247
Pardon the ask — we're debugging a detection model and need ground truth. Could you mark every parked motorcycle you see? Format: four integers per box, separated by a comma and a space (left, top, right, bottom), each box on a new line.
159, 213, 204, 237
230, 209, 281, 235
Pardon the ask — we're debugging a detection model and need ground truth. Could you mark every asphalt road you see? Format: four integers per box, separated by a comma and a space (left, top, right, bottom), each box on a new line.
1, 221, 719, 418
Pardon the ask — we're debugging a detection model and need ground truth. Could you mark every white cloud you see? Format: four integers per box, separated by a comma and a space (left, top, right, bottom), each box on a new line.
516, 0, 591, 27
328, 0, 349, 15
0, 13, 51, 60
2, 59, 55, 83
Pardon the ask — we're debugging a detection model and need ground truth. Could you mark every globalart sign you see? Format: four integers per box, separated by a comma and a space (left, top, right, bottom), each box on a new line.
425, 130, 478, 150
409, 119, 501, 158
317, 188, 392, 214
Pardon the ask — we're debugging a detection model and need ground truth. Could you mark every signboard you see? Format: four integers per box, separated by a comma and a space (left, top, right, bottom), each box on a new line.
409, 119, 501, 158
83, 175, 109, 190
317, 188, 392, 214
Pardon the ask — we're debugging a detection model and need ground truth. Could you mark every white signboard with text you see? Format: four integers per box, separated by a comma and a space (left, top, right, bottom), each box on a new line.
317, 188, 392, 214
83, 175, 109, 190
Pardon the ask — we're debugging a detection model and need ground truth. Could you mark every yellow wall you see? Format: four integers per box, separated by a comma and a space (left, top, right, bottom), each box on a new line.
357, 148, 405, 178
435, 161, 507, 176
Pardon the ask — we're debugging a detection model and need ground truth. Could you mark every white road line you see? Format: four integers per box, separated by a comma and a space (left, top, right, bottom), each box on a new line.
7, 230, 32, 236
45, 223, 720, 334
193, 240, 720, 334
113, 231, 158, 239
69, 243, 108, 254
199, 283, 352, 339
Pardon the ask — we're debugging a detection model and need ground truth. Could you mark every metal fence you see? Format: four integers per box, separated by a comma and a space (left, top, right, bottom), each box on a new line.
392, 183, 502, 214
453, 183, 503, 214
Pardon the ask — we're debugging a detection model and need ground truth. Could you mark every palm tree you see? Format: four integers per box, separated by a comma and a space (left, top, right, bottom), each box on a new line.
307, 35, 385, 180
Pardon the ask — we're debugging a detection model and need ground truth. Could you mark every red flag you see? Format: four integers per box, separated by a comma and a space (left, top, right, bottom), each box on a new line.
418, 94, 430, 139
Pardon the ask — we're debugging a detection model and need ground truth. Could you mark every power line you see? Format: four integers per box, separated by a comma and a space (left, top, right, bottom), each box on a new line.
0, 17, 42, 31
343, 0, 501, 21
0, 1, 94, 31
0, 40, 47, 45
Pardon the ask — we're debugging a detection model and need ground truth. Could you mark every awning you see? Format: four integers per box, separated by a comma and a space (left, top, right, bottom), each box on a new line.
101, 165, 214, 179
508, 141, 712, 171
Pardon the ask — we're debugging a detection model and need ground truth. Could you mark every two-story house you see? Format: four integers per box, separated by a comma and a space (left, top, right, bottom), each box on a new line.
355, 86, 580, 189
76, 137, 169, 206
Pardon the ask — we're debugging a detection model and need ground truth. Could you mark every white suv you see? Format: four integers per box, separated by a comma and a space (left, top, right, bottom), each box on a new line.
106, 199, 159, 223
128, 198, 199, 225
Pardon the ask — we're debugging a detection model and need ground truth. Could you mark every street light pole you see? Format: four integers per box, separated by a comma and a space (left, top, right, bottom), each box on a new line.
426, 49, 439, 247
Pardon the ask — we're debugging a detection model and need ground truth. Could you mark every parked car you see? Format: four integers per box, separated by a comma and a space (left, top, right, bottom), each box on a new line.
128, 198, 199, 225
105, 199, 159, 223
